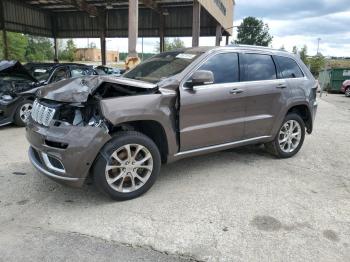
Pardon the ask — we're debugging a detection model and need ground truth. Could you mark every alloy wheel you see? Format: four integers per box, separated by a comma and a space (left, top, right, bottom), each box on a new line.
278, 120, 302, 153
105, 144, 153, 193
19, 103, 33, 123
345, 88, 350, 97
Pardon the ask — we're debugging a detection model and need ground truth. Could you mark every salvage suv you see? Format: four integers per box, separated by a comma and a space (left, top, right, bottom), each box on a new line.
26, 45, 318, 200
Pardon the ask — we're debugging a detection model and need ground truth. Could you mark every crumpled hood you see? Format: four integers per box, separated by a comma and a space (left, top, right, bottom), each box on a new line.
0, 60, 37, 82
36, 75, 158, 103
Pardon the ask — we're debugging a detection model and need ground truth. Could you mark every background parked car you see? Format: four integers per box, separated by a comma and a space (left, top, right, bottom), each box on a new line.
0, 61, 97, 127
340, 80, 350, 97
94, 65, 123, 76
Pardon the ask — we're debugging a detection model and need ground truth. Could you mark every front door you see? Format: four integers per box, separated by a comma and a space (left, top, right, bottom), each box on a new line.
179, 52, 247, 151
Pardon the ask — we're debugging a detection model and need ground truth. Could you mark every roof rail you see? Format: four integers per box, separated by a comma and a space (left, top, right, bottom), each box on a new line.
227, 44, 288, 52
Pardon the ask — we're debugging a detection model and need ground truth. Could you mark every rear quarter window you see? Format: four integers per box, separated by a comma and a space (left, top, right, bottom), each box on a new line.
275, 56, 304, 78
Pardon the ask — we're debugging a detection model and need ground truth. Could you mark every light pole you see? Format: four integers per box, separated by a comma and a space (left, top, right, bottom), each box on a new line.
317, 38, 321, 55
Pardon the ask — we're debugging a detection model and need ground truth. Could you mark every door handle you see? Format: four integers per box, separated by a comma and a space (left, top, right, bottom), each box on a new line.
230, 88, 243, 94
276, 84, 287, 89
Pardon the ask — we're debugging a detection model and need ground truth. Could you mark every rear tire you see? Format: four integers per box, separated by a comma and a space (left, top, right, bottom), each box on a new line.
14, 100, 33, 127
93, 131, 161, 201
265, 113, 306, 158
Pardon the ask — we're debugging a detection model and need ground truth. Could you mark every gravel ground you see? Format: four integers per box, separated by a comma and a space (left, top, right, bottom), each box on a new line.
0, 94, 349, 262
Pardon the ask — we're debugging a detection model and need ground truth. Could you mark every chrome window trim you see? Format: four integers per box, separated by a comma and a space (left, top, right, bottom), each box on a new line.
180, 50, 308, 91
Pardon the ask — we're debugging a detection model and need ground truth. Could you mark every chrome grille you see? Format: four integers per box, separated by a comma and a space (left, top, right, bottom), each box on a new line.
31, 100, 56, 126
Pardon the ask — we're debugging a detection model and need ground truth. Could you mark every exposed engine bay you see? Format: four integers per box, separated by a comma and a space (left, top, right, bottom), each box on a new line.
0, 79, 36, 97
32, 77, 160, 133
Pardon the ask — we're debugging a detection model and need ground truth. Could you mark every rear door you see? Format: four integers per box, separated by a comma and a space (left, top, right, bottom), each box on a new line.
179, 51, 247, 151
240, 53, 291, 139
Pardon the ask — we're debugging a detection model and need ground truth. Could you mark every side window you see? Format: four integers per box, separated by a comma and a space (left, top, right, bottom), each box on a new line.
198, 53, 239, 84
244, 54, 277, 81
275, 56, 304, 78
51, 67, 69, 83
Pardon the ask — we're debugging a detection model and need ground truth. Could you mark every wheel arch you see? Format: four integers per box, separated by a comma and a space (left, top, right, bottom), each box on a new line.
109, 120, 169, 163
286, 104, 313, 134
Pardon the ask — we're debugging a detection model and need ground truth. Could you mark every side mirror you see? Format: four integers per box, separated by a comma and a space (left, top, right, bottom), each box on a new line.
190, 70, 214, 87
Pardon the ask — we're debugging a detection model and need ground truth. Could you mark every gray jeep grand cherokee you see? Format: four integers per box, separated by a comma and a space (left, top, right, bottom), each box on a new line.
26, 45, 318, 200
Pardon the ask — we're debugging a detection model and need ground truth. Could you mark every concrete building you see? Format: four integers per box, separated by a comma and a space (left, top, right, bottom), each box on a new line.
0, 0, 235, 65
75, 48, 119, 63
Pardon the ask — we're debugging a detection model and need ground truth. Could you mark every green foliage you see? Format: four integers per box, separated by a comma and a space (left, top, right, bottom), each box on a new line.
0, 31, 55, 62
234, 17, 273, 46
25, 36, 53, 62
292, 46, 298, 54
154, 38, 186, 53
59, 39, 76, 62
299, 45, 308, 65
307, 54, 326, 76
0, 31, 28, 61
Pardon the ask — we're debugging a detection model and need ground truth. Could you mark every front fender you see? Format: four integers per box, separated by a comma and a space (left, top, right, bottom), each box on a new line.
99, 94, 178, 157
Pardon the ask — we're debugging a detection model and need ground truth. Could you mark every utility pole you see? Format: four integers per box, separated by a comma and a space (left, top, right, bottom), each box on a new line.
317, 38, 321, 55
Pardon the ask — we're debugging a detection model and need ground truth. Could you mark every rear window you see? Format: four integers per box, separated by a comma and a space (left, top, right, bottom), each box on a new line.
244, 54, 277, 81
275, 56, 304, 78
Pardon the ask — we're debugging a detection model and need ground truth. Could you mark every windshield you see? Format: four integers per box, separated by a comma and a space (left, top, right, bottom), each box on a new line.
124, 50, 203, 83
24, 64, 54, 82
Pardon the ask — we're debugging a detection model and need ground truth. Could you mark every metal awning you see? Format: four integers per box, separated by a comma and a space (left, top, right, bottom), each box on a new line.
0, 0, 233, 38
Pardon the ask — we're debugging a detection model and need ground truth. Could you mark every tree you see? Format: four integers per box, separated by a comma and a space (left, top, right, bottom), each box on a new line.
308, 54, 325, 76
279, 45, 286, 51
25, 36, 54, 62
155, 37, 185, 52
0, 32, 28, 61
292, 46, 298, 55
59, 39, 76, 62
299, 45, 308, 64
235, 17, 273, 46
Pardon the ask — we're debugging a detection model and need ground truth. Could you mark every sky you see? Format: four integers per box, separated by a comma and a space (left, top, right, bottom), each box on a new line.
74, 0, 350, 57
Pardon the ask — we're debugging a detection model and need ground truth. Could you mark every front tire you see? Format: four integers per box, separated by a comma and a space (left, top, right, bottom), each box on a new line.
14, 100, 33, 127
93, 131, 161, 201
265, 113, 306, 158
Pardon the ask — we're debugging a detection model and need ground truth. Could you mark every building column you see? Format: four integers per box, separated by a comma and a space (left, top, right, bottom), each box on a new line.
159, 13, 165, 52
100, 36, 106, 65
100, 10, 107, 65
226, 35, 229, 45
53, 37, 58, 61
215, 24, 222, 46
128, 0, 138, 57
0, 0, 8, 60
192, 0, 200, 47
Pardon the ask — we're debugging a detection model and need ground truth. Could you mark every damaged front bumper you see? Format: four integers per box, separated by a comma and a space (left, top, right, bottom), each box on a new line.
26, 119, 111, 187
